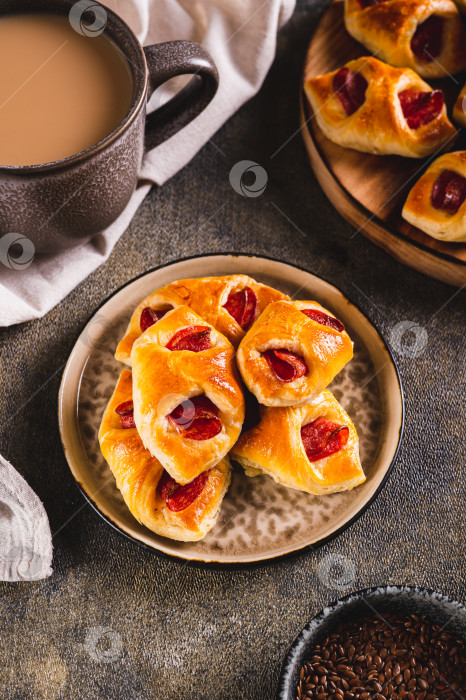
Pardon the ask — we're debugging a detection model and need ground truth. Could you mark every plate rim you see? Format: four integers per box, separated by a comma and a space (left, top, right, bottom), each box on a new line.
57, 252, 405, 567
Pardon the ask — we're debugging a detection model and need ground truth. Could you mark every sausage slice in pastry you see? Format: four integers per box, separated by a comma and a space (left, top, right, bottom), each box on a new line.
402, 151, 466, 241
304, 56, 457, 157
236, 300, 353, 407
231, 390, 365, 496
344, 0, 466, 79
115, 274, 289, 364
99, 370, 231, 541
131, 306, 245, 483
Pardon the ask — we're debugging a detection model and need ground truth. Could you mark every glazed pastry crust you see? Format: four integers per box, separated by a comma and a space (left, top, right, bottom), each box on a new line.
231, 389, 365, 496
344, 0, 466, 79
304, 56, 457, 157
115, 274, 289, 365
132, 306, 245, 483
402, 151, 466, 241
453, 83, 466, 128
98, 371, 231, 541
236, 300, 353, 407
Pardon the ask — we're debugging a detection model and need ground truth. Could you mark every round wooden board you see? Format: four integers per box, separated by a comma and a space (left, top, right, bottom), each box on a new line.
301, 0, 466, 287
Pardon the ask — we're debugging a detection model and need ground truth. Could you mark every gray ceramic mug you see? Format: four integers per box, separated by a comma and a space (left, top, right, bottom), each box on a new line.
0, 0, 219, 253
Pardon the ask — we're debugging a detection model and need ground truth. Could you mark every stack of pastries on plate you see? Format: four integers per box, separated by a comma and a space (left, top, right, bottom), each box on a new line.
99, 275, 366, 542
304, 0, 466, 240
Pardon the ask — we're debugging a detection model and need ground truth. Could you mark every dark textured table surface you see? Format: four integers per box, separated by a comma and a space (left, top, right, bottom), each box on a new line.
0, 2, 464, 698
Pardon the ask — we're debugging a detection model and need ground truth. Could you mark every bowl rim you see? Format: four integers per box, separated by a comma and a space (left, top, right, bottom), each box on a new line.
57, 252, 405, 567
277, 584, 466, 700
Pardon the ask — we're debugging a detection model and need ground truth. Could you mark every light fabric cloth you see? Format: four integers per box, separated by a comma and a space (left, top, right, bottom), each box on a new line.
0, 455, 53, 581
0, 0, 295, 326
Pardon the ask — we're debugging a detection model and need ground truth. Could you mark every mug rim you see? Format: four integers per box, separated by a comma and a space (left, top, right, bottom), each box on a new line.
0, 0, 148, 173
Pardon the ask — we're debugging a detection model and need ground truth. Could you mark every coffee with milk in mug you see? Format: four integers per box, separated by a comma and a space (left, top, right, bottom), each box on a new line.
0, 14, 133, 166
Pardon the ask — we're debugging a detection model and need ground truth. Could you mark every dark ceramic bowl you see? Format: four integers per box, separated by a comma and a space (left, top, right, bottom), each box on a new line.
0, 0, 218, 252
277, 585, 466, 700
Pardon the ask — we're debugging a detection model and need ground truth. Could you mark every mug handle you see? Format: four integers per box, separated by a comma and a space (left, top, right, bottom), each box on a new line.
143, 41, 219, 152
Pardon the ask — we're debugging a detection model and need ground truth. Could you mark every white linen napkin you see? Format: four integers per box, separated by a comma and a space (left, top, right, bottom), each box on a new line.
0, 455, 53, 581
0, 0, 295, 327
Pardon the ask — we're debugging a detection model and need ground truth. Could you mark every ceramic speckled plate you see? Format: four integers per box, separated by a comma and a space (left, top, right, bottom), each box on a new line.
58, 254, 404, 564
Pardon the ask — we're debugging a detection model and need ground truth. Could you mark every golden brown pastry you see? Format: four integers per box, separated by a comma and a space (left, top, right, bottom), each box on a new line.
236, 300, 353, 407
304, 56, 457, 157
344, 0, 466, 79
453, 0, 466, 13
99, 371, 231, 541
131, 306, 245, 483
115, 274, 289, 364
453, 82, 466, 128
231, 390, 365, 496
402, 151, 466, 241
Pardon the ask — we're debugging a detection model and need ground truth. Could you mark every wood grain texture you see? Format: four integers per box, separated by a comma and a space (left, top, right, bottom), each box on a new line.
301, 0, 466, 287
